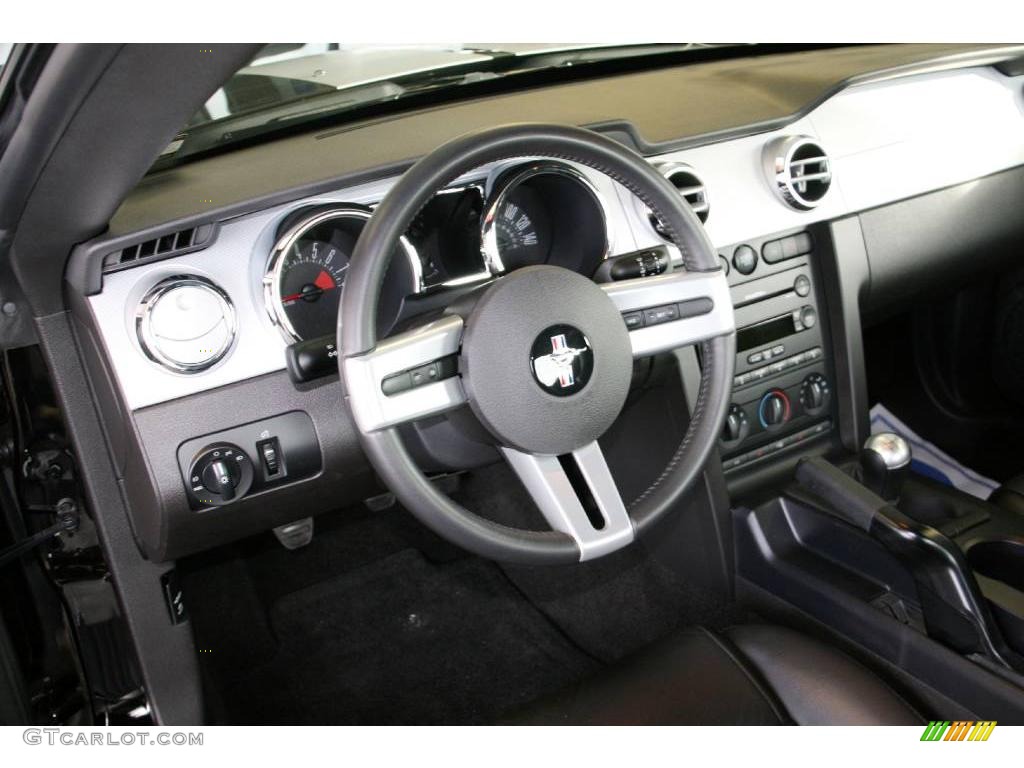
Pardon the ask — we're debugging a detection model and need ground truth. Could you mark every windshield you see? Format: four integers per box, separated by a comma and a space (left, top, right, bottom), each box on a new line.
154, 43, 743, 171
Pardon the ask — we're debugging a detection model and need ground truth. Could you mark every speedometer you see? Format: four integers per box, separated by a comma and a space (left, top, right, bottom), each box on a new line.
264, 207, 421, 343
482, 161, 608, 276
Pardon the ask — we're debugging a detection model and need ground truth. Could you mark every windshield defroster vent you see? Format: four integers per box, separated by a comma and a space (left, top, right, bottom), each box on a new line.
763, 136, 831, 210
102, 223, 216, 273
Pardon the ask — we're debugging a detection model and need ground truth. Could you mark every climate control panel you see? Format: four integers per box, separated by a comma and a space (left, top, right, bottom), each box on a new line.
720, 369, 833, 470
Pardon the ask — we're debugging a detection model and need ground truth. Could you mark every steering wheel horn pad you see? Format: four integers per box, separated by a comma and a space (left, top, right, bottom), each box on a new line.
459, 265, 632, 456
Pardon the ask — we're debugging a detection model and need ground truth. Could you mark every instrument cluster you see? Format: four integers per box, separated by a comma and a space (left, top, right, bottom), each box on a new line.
262, 159, 611, 344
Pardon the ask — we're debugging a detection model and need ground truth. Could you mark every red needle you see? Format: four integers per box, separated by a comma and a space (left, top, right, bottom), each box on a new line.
281, 270, 338, 303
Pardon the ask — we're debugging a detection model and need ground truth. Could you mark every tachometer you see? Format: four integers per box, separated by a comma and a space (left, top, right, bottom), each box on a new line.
265, 207, 421, 343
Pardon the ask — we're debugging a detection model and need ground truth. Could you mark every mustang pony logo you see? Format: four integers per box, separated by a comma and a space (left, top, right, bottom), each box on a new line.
532, 333, 588, 389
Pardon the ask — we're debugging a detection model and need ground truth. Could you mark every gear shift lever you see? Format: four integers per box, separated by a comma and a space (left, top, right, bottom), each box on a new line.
860, 432, 911, 501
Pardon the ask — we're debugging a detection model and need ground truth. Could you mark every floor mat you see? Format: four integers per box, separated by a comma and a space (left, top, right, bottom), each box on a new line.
870, 403, 998, 500
211, 548, 598, 724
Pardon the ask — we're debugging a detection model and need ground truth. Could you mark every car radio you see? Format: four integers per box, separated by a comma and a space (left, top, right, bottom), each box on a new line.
717, 231, 834, 471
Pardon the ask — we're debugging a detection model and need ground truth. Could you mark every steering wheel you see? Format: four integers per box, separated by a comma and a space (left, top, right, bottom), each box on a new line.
340, 124, 735, 564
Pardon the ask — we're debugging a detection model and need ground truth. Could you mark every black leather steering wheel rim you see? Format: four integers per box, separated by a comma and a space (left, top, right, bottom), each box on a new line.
340, 123, 735, 564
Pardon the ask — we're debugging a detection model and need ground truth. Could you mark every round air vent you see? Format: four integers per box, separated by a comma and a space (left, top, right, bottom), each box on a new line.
763, 136, 831, 210
641, 163, 709, 239
136, 275, 236, 373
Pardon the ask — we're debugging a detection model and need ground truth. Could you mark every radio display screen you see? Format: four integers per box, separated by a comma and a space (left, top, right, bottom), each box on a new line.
736, 314, 797, 353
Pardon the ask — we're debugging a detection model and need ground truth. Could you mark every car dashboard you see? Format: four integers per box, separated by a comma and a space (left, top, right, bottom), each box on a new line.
67, 47, 1024, 561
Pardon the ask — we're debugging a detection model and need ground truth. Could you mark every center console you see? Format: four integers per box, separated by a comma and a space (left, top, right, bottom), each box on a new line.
716, 229, 836, 474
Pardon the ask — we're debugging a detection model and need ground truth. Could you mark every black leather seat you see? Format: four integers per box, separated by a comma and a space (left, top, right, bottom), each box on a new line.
509, 625, 923, 725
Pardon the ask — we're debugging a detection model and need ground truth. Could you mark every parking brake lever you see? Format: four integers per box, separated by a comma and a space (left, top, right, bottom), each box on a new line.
794, 456, 1022, 673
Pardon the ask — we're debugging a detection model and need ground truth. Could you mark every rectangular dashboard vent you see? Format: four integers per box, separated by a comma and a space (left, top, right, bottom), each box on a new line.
102, 224, 216, 273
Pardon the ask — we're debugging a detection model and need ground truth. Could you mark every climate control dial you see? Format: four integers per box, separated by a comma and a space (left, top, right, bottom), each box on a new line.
721, 404, 750, 448
758, 389, 791, 430
800, 373, 831, 416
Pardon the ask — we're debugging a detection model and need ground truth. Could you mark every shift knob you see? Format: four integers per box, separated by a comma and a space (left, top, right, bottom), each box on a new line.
860, 432, 911, 501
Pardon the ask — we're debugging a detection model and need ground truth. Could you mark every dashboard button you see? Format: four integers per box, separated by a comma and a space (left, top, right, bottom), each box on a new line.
792, 232, 814, 255
732, 245, 758, 275
761, 239, 783, 263
623, 311, 644, 330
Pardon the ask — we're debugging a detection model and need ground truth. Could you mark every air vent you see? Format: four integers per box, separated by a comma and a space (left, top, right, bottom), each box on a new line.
644, 163, 709, 239
102, 224, 216, 273
763, 136, 831, 210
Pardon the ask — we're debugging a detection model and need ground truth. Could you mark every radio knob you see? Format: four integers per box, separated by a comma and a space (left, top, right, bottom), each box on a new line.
759, 389, 791, 429
800, 306, 817, 329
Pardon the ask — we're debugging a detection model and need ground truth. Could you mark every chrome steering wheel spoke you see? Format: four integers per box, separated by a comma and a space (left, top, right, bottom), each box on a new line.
343, 314, 466, 432
501, 441, 634, 561
601, 269, 734, 357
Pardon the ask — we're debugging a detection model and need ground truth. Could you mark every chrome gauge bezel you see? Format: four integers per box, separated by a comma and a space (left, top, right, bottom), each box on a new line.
135, 274, 237, 374
263, 206, 422, 344
480, 161, 610, 275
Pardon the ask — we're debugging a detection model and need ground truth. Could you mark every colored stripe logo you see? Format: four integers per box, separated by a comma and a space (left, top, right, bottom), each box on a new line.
920, 721, 997, 741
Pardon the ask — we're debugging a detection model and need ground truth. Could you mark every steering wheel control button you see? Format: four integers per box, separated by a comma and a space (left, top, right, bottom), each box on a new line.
732, 244, 758, 275
758, 389, 792, 430
188, 443, 254, 507
530, 325, 594, 397
794, 274, 811, 297
136, 275, 236, 373
622, 311, 644, 330
643, 304, 680, 326
381, 355, 458, 396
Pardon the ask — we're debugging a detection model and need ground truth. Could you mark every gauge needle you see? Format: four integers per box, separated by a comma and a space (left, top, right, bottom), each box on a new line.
281, 270, 339, 303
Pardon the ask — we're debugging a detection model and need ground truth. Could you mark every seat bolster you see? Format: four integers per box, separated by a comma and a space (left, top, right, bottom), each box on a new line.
725, 625, 923, 725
